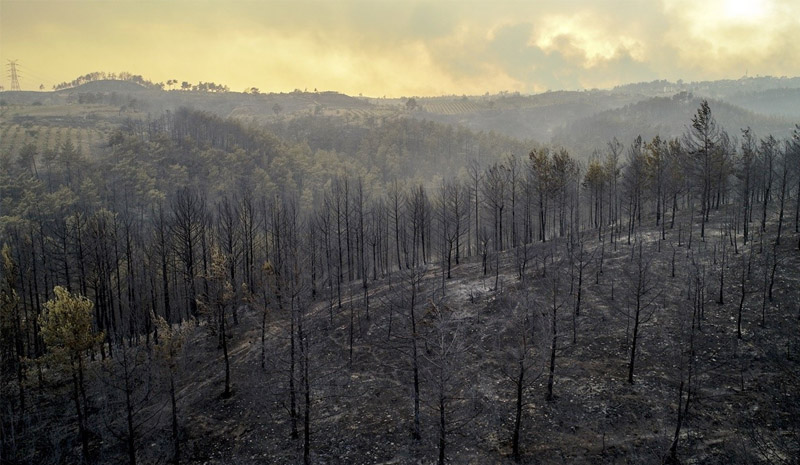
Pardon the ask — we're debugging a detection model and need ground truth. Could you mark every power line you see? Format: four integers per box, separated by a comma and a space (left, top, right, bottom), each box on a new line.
16, 63, 56, 90
7, 60, 21, 91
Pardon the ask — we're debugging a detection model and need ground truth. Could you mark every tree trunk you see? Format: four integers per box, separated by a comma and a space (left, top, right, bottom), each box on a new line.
737, 260, 746, 340
170, 375, 180, 464
628, 298, 641, 384
512, 361, 524, 462
221, 303, 231, 398
667, 379, 686, 463
301, 312, 311, 465
124, 361, 137, 465
438, 390, 446, 465
72, 358, 90, 463
547, 300, 557, 401
410, 282, 421, 440
290, 297, 298, 439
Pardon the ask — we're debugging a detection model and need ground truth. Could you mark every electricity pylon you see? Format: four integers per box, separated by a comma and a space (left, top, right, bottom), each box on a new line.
7, 60, 21, 91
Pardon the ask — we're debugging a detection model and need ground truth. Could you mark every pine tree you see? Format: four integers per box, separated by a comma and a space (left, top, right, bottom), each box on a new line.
40, 286, 104, 463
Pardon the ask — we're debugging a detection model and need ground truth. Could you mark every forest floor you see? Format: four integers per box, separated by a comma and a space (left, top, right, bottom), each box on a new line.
10, 211, 799, 464
172, 214, 800, 464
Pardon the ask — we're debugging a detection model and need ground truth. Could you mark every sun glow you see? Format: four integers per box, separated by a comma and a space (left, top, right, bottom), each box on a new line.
723, 0, 769, 22
1, 0, 798, 94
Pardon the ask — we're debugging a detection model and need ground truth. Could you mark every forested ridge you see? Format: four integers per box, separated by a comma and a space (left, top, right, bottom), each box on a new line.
1, 97, 799, 464
551, 93, 796, 158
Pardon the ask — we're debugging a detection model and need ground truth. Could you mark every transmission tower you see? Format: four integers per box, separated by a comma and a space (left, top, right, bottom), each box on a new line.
7, 60, 21, 91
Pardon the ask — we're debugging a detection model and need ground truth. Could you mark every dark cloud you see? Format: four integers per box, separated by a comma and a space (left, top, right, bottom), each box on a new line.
488, 26, 582, 90
1, 0, 797, 95
408, 1, 461, 39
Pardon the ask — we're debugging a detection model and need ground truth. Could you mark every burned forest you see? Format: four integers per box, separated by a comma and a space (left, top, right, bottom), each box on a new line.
2, 82, 800, 465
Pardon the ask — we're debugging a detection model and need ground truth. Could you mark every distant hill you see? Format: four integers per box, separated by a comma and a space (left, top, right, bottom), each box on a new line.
551, 93, 797, 158
3, 75, 799, 158
726, 88, 800, 119
410, 91, 645, 141
57, 79, 150, 93
611, 76, 800, 99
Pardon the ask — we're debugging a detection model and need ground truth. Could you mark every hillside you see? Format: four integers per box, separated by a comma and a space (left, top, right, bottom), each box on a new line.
56, 79, 151, 93
408, 91, 643, 142
0, 102, 126, 160
610, 76, 800, 100
7, 206, 798, 464
3, 77, 799, 152
727, 88, 800, 119
551, 93, 797, 158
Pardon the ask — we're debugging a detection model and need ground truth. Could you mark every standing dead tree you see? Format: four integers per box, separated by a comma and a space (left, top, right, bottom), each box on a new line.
683, 100, 723, 240
544, 258, 568, 401
153, 315, 194, 465
98, 343, 152, 465
570, 236, 595, 343
420, 302, 477, 465
199, 248, 235, 398
622, 241, 661, 384
169, 188, 206, 319
384, 264, 427, 440
500, 292, 545, 462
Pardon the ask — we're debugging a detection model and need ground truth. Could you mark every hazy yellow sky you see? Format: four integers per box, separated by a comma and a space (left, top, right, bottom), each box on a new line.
1, 0, 798, 96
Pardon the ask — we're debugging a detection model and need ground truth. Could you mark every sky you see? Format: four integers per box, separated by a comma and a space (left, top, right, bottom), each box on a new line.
1, 0, 798, 97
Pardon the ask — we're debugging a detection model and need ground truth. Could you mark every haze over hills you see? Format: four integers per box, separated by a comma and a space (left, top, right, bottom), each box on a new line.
2, 74, 799, 160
